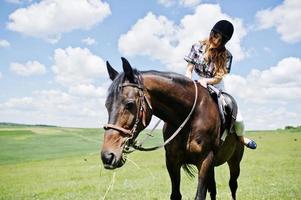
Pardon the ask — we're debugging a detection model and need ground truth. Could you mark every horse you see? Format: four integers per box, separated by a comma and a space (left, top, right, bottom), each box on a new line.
101, 57, 244, 200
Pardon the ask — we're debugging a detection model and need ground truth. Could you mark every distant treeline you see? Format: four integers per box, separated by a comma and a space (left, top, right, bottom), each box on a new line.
0, 122, 58, 128
284, 125, 301, 130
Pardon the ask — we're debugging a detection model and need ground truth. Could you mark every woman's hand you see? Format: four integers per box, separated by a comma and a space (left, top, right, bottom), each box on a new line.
198, 79, 208, 88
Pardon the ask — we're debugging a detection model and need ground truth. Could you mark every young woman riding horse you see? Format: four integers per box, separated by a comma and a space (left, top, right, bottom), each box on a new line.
185, 20, 257, 149
102, 57, 248, 199
101, 19, 257, 200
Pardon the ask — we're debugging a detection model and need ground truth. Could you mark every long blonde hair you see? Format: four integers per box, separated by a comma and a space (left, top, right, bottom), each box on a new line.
200, 38, 228, 76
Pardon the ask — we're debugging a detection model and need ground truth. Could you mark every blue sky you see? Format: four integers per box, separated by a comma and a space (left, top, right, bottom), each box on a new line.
0, 0, 300, 130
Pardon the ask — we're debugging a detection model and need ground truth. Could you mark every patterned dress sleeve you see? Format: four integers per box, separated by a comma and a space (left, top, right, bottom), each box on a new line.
184, 43, 201, 64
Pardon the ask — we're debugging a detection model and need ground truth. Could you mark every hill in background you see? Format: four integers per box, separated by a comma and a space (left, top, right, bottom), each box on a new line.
0, 122, 58, 128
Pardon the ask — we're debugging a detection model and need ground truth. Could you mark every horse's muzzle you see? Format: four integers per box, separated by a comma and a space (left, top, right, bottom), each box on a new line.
101, 151, 116, 169
101, 150, 125, 169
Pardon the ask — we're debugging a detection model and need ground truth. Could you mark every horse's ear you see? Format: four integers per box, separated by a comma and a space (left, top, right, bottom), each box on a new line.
121, 57, 135, 83
106, 61, 119, 81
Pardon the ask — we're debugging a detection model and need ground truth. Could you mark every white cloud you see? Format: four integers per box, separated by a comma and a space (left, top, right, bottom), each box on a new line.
0, 39, 10, 47
7, 0, 111, 43
242, 105, 300, 130
82, 37, 96, 45
30, 89, 104, 116
52, 47, 106, 86
0, 44, 118, 128
225, 57, 301, 102
179, 0, 201, 7
5, 0, 33, 4
32, 90, 76, 111
158, 0, 201, 7
49, 46, 109, 123
68, 83, 106, 98
119, 12, 178, 66
119, 4, 247, 72
224, 57, 301, 130
158, 0, 175, 7
5, 0, 22, 4
10, 60, 46, 76
253, 57, 301, 86
0, 72, 2, 79
0, 89, 107, 127
0, 97, 34, 110
255, 0, 301, 43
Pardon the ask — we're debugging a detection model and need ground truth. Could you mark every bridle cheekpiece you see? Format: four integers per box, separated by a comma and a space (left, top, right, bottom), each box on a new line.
103, 75, 152, 140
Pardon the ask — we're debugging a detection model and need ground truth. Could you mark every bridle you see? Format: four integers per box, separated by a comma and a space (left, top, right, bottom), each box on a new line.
103, 77, 152, 140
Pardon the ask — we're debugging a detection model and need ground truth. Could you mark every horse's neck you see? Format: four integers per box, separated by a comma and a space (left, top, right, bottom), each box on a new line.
142, 72, 200, 125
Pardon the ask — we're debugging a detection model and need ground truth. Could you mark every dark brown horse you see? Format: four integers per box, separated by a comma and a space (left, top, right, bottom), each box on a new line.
101, 57, 244, 200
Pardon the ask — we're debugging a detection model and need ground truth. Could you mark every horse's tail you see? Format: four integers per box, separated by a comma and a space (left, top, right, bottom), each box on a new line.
182, 164, 197, 178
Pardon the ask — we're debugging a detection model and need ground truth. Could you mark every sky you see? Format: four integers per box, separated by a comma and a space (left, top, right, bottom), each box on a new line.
0, 0, 300, 130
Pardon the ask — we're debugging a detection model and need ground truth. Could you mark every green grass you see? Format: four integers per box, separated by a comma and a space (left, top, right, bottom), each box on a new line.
0, 127, 300, 199
0, 127, 101, 165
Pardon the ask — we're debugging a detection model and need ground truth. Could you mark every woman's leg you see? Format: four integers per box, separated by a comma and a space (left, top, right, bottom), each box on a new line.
235, 111, 257, 149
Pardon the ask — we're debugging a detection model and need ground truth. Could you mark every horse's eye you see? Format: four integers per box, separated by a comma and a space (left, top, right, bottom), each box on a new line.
125, 101, 135, 110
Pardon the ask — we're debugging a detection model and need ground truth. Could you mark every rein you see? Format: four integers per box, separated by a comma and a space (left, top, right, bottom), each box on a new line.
103, 77, 198, 153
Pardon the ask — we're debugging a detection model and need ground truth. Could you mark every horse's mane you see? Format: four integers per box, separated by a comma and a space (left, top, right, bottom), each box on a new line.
108, 69, 191, 95
142, 70, 192, 86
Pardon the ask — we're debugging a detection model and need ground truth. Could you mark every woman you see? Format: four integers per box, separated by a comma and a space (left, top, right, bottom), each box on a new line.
184, 20, 257, 149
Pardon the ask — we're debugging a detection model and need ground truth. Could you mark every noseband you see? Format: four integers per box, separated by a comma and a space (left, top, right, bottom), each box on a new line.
103, 80, 152, 139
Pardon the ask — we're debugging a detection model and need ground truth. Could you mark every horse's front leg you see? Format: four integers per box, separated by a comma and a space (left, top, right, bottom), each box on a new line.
195, 151, 215, 200
166, 152, 182, 200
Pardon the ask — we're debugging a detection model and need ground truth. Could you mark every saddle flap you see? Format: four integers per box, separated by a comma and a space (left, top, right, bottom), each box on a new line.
221, 91, 238, 131
222, 92, 237, 118
207, 85, 238, 133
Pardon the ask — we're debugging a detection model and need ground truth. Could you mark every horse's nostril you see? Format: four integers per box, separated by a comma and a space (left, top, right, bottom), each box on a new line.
101, 151, 115, 165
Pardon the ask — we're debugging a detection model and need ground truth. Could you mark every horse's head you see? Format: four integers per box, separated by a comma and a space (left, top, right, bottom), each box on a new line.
101, 58, 152, 169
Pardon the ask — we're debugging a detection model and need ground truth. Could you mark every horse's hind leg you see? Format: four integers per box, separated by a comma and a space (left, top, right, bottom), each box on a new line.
227, 160, 239, 200
227, 144, 244, 200
166, 154, 182, 200
207, 166, 216, 200
195, 151, 214, 200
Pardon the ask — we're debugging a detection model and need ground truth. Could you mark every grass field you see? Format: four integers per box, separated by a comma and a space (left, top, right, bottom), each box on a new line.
0, 126, 300, 200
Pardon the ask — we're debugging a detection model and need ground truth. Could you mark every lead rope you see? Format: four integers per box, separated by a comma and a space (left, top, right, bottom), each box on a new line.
131, 80, 198, 152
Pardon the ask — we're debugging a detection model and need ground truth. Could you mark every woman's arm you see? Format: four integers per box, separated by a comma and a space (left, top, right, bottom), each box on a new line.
198, 71, 224, 87
205, 72, 223, 84
185, 63, 194, 79
200, 52, 232, 87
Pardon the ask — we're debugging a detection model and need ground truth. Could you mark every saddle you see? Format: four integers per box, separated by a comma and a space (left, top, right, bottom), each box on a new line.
207, 85, 238, 136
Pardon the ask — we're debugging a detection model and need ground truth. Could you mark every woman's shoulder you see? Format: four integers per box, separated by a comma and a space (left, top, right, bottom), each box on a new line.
191, 41, 205, 52
191, 41, 202, 49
